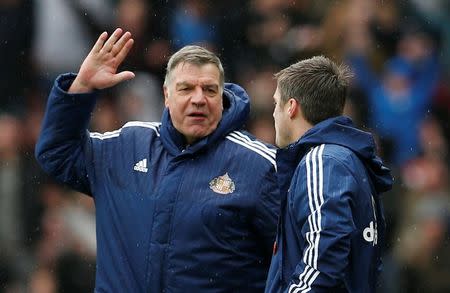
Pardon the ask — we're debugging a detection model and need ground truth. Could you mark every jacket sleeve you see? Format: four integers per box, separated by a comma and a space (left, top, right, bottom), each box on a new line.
286, 151, 357, 293
35, 73, 98, 195
252, 165, 280, 262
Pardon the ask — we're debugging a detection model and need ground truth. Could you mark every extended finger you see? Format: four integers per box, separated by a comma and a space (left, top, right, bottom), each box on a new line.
91, 32, 108, 54
115, 38, 134, 65
111, 31, 132, 56
101, 28, 123, 53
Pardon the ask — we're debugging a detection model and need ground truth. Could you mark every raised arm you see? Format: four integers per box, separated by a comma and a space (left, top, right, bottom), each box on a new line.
35, 29, 135, 195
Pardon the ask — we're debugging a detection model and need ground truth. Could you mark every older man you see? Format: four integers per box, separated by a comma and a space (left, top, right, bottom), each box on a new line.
36, 28, 279, 292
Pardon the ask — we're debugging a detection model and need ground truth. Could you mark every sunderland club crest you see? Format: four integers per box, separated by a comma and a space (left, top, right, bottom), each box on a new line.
209, 173, 235, 195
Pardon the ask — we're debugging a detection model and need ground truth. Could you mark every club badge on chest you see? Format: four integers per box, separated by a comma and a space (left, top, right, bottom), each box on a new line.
209, 173, 235, 195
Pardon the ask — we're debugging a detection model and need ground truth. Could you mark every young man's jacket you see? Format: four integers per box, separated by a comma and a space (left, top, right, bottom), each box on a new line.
35, 74, 280, 293
265, 116, 393, 293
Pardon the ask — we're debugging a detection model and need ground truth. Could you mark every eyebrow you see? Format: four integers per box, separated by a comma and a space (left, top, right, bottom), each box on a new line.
176, 82, 193, 88
175, 82, 219, 89
202, 84, 219, 90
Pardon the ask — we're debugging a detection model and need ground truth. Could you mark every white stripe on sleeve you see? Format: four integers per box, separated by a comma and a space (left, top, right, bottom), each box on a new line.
289, 144, 325, 293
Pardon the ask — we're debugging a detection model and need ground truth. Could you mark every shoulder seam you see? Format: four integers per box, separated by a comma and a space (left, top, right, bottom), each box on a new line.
228, 131, 276, 155
89, 121, 161, 140
225, 131, 276, 169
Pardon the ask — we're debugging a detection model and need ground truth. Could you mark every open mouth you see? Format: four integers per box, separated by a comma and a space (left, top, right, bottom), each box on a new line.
188, 112, 207, 118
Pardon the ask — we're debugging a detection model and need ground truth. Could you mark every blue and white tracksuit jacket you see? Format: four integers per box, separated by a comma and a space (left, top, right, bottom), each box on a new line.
265, 116, 393, 293
35, 74, 280, 292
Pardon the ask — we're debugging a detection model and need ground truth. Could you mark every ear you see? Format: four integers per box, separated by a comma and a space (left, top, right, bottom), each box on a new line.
163, 86, 169, 107
287, 98, 298, 119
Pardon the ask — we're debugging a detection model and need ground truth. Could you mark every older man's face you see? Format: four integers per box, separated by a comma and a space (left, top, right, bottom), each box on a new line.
164, 62, 223, 145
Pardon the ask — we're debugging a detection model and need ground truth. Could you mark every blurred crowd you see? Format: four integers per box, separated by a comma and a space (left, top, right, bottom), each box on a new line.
0, 0, 449, 292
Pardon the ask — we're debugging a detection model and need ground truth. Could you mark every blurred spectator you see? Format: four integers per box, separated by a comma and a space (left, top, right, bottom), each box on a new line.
0, 1, 448, 291
89, 96, 122, 133
392, 194, 450, 293
34, 183, 96, 265
430, 78, 450, 158
116, 0, 171, 80
169, 0, 218, 51
0, 114, 42, 284
239, 65, 278, 114
116, 72, 163, 122
347, 29, 440, 167
380, 114, 450, 293
243, 0, 291, 66
54, 252, 95, 293
247, 114, 275, 145
32, 0, 115, 86
0, 254, 22, 292
111, 0, 169, 117
0, 0, 34, 116
28, 268, 56, 293
0, 115, 24, 256
369, 1, 402, 61
407, 0, 450, 75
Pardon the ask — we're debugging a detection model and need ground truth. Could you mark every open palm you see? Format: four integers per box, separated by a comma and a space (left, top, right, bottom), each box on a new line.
69, 28, 135, 93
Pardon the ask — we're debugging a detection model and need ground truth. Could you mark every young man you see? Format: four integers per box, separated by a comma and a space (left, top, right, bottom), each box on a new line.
35, 28, 279, 292
265, 56, 393, 293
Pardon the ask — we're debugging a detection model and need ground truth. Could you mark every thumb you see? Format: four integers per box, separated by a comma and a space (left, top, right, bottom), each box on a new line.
113, 71, 136, 85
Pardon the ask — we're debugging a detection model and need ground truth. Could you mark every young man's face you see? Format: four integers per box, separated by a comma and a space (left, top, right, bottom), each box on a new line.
273, 86, 291, 148
164, 62, 223, 145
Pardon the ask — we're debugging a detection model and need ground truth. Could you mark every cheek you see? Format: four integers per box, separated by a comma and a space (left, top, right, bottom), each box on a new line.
165, 95, 175, 110
273, 109, 280, 124
210, 100, 223, 117
169, 99, 186, 112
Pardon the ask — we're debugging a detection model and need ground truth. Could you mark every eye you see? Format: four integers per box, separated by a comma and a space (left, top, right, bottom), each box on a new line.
204, 87, 218, 96
178, 87, 191, 93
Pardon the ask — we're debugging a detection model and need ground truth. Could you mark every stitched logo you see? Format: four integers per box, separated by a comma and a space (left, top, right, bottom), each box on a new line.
363, 221, 378, 245
133, 159, 148, 173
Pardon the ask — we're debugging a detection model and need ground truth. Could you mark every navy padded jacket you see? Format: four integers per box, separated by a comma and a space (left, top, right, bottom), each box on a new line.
36, 74, 280, 292
265, 116, 392, 293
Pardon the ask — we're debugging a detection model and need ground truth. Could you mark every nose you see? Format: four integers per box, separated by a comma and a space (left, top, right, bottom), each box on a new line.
191, 86, 206, 106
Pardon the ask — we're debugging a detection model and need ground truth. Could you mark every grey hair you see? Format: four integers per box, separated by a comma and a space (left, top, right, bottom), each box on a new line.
164, 45, 224, 90
275, 55, 353, 125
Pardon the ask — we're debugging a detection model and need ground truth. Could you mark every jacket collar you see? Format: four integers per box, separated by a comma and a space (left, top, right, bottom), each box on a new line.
277, 116, 393, 194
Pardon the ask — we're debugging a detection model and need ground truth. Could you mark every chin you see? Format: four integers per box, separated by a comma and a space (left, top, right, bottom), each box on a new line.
186, 130, 209, 143
275, 137, 281, 147
275, 139, 287, 148
185, 124, 217, 142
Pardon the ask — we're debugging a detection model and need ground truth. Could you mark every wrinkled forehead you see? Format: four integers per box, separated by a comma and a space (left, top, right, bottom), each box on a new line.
174, 61, 220, 75
170, 62, 222, 87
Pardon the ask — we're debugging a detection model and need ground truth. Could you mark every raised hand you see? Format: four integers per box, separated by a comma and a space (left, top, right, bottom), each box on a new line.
69, 28, 135, 93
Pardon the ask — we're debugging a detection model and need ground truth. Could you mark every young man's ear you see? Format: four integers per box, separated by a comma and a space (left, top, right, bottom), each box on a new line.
287, 98, 298, 119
